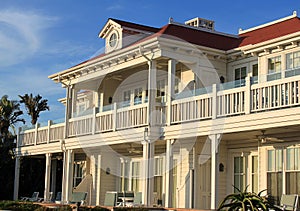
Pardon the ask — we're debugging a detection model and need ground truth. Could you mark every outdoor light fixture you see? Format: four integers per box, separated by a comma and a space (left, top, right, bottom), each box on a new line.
257, 130, 268, 144
144, 127, 149, 141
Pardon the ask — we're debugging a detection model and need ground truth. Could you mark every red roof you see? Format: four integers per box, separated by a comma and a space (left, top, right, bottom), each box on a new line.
69, 17, 300, 70
109, 18, 159, 33
238, 17, 300, 47
154, 24, 239, 51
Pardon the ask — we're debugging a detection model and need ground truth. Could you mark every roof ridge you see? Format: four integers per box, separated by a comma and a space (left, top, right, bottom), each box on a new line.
109, 18, 159, 31
239, 11, 298, 34
168, 21, 238, 38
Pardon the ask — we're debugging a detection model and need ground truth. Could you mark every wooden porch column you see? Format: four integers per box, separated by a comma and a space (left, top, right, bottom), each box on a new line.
51, 159, 57, 196
165, 139, 175, 207
209, 134, 221, 210
142, 139, 154, 206
64, 86, 73, 139
61, 150, 74, 204
244, 77, 251, 114
44, 153, 52, 202
61, 151, 67, 203
65, 150, 74, 203
13, 156, 21, 200
167, 59, 176, 126
147, 60, 157, 126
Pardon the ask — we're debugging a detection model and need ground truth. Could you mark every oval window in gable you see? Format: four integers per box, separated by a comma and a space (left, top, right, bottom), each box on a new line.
109, 32, 118, 48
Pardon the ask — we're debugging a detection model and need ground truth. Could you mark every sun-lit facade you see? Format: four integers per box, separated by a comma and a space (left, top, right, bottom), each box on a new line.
14, 11, 300, 209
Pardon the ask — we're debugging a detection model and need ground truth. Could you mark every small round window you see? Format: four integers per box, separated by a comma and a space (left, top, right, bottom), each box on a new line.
109, 32, 118, 48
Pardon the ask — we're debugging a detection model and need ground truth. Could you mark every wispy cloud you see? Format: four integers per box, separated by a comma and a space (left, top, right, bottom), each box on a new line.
0, 9, 58, 67
106, 4, 123, 11
0, 67, 63, 98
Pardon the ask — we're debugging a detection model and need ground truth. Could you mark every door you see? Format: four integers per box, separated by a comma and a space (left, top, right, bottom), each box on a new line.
198, 159, 211, 209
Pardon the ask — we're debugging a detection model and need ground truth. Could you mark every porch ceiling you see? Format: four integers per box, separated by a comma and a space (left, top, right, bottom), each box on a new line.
222, 125, 300, 145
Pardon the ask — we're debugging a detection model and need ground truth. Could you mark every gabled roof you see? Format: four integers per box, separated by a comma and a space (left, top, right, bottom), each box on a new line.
99, 18, 159, 38
72, 22, 240, 69
238, 16, 300, 47
53, 13, 300, 79
109, 18, 159, 33
153, 23, 240, 51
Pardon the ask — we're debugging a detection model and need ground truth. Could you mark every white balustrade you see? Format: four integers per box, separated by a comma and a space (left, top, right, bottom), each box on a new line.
68, 115, 93, 137
217, 87, 245, 117
37, 128, 48, 144
18, 75, 300, 147
171, 94, 213, 123
49, 123, 65, 142
116, 103, 148, 129
251, 76, 300, 111
95, 111, 113, 132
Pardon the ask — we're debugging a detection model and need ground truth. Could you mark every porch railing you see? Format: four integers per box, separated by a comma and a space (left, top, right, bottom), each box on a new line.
18, 74, 300, 147
18, 121, 65, 146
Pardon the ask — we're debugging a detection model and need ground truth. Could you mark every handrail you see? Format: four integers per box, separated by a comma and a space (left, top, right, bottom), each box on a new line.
18, 75, 300, 147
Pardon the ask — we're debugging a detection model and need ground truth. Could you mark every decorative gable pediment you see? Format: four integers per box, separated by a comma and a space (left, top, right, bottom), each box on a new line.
99, 19, 123, 53
99, 18, 158, 54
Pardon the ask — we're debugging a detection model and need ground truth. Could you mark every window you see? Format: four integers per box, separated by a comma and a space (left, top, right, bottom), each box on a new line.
268, 56, 282, 81
120, 161, 129, 191
251, 64, 258, 84
172, 159, 177, 208
234, 156, 245, 192
286, 51, 300, 70
73, 161, 86, 187
251, 156, 258, 193
267, 149, 283, 204
131, 161, 141, 192
286, 51, 300, 77
123, 90, 131, 107
154, 157, 163, 205
268, 56, 282, 73
286, 148, 300, 195
109, 32, 118, 48
134, 88, 143, 105
234, 66, 247, 87
157, 80, 166, 101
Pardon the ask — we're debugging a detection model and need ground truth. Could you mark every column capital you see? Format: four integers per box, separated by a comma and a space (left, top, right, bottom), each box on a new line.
208, 134, 222, 141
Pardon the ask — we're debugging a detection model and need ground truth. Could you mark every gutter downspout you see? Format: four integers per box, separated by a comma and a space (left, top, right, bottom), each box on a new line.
58, 75, 72, 204
139, 46, 155, 207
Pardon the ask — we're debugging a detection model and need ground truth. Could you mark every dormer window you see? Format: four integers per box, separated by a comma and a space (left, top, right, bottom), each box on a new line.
109, 32, 118, 48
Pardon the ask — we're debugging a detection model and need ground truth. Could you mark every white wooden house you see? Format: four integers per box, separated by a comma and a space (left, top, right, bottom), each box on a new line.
14, 11, 300, 209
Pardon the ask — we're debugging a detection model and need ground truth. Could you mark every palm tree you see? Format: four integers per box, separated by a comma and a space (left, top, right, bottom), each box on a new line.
19, 93, 50, 125
0, 95, 25, 142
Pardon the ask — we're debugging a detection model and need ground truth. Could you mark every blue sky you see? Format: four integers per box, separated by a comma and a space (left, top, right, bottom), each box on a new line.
0, 0, 299, 125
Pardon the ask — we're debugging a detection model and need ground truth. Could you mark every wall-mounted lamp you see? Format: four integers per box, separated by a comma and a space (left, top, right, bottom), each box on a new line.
144, 127, 149, 142
219, 163, 224, 172
106, 167, 110, 175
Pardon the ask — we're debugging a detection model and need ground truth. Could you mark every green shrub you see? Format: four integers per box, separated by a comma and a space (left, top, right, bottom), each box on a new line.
113, 207, 164, 211
0, 201, 72, 211
0, 200, 41, 211
217, 186, 276, 211
78, 206, 110, 211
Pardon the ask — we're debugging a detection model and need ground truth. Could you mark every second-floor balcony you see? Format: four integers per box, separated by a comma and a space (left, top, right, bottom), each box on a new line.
18, 72, 300, 148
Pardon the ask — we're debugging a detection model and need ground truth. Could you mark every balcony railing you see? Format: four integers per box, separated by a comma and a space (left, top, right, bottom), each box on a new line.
18, 74, 300, 147
18, 121, 65, 146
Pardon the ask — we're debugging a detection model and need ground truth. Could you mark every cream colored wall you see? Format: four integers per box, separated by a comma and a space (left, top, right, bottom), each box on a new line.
217, 140, 228, 206
226, 57, 258, 82
99, 151, 120, 205
100, 79, 121, 106
193, 137, 227, 209
258, 146, 267, 192
174, 138, 195, 208
89, 154, 101, 205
